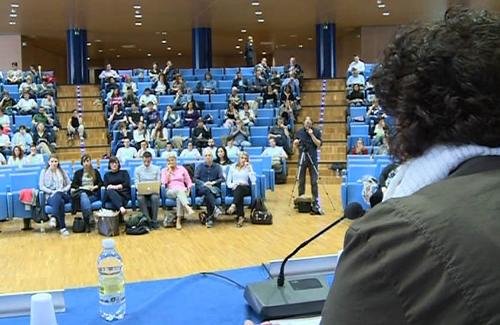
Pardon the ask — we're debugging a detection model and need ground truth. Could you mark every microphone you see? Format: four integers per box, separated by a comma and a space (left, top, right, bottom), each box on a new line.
277, 203, 365, 287
244, 203, 366, 320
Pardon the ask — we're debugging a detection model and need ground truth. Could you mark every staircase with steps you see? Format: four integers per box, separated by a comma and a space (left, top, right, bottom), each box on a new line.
286, 79, 347, 183
56, 85, 109, 161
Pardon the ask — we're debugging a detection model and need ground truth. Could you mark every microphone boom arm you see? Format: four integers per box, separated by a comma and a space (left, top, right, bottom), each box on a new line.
277, 215, 346, 287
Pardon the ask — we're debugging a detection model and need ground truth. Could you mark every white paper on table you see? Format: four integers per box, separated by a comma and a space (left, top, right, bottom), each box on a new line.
268, 315, 321, 325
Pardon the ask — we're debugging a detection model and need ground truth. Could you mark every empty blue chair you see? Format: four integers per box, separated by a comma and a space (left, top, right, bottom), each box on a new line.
210, 67, 224, 75
0, 174, 10, 220
137, 82, 152, 95
255, 117, 275, 127
350, 124, 369, 136
272, 66, 285, 74
9, 172, 40, 219
250, 136, 269, 147
240, 67, 254, 76
13, 115, 32, 128
250, 126, 269, 137
159, 95, 175, 105
258, 109, 275, 118
219, 80, 232, 89
245, 93, 259, 101
179, 68, 194, 76
3, 84, 18, 94
211, 127, 229, 139
193, 94, 209, 103
347, 164, 378, 183
172, 128, 190, 139
225, 67, 239, 76
245, 147, 263, 156
210, 94, 227, 102
194, 68, 209, 76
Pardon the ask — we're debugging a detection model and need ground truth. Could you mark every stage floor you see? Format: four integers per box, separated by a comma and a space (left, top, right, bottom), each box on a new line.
0, 183, 347, 293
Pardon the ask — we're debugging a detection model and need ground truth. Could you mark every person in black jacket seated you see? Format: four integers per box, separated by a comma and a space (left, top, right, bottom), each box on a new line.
192, 118, 211, 150
103, 156, 131, 218
70, 154, 103, 232
321, 8, 500, 324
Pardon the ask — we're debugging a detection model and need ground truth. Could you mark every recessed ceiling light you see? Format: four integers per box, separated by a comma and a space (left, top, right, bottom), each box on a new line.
94, 39, 102, 42
98, 49, 103, 53
86, 57, 90, 61
378, 4, 386, 8
10, 9, 16, 13
241, 29, 247, 33
257, 19, 264, 23
135, 14, 142, 18
377, 0, 382, 3
239, 51, 243, 54
147, 53, 152, 57
133, 5, 141, 9
251, 1, 260, 6
307, 37, 313, 41
9, 14, 17, 18
289, 34, 297, 38
116, 54, 121, 58
382, 11, 390, 16
135, 22, 142, 26
86, 42, 92, 46
237, 38, 243, 42
262, 51, 266, 55
298, 44, 303, 48
9, 21, 16, 25
135, 10, 141, 14
167, 47, 172, 51
161, 31, 167, 35
255, 11, 262, 15
161, 40, 167, 44
235, 45, 240, 49
10, 3, 19, 8
177, 52, 182, 56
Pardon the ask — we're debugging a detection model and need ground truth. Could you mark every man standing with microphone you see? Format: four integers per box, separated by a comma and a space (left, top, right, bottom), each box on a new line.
293, 117, 322, 212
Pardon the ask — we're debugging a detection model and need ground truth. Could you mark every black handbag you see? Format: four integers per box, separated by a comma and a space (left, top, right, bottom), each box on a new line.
249, 198, 273, 225
72, 217, 85, 233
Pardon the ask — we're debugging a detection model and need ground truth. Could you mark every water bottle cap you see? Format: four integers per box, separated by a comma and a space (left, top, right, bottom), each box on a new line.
102, 239, 115, 249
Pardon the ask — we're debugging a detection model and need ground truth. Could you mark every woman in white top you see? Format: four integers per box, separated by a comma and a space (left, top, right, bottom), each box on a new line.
121, 75, 138, 94
226, 151, 256, 227
154, 73, 168, 95
133, 121, 149, 144
179, 141, 201, 160
8, 145, 24, 167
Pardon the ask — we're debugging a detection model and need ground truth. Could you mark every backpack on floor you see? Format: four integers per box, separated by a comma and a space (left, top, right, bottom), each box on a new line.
249, 198, 273, 225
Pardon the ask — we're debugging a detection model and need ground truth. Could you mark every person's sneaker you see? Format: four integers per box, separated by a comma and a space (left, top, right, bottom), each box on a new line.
49, 217, 57, 228
226, 204, 236, 215
206, 219, 214, 228
60, 228, 70, 236
151, 222, 160, 230
214, 207, 222, 219
236, 216, 245, 228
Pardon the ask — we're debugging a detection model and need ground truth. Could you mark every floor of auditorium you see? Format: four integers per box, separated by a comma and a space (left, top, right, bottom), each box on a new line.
0, 182, 347, 294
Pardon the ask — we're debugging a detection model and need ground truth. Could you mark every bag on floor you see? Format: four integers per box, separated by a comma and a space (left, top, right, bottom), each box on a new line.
249, 198, 273, 225
72, 217, 85, 233
125, 215, 150, 235
95, 209, 120, 237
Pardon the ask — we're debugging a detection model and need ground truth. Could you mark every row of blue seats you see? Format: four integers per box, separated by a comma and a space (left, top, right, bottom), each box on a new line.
0, 156, 276, 220
117, 66, 285, 78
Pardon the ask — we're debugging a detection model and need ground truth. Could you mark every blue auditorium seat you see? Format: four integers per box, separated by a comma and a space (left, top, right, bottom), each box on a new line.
159, 95, 175, 105
245, 93, 259, 101
172, 128, 190, 139
118, 70, 133, 77
3, 84, 18, 94
209, 67, 224, 75
225, 68, 239, 76
257, 109, 275, 118
9, 172, 40, 219
193, 94, 209, 102
272, 66, 285, 74
137, 82, 152, 94
0, 174, 9, 220
210, 94, 227, 102
13, 115, 32, 128
179, 68, 194, 76
194, 68, 209, 76
350, 124, 369, 136
239, 67, 254, 76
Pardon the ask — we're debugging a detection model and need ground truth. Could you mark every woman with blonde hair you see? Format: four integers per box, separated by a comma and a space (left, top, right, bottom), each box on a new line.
226, 151, 256, 227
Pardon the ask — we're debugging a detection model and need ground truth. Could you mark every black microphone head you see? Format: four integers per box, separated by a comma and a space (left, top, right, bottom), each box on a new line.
344, 202, 366, 220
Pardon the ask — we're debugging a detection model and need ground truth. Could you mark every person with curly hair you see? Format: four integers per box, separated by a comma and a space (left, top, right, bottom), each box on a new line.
321, 8, 500, 324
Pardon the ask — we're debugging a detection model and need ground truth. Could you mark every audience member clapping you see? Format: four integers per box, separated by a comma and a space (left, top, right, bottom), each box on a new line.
153, 73, 169, 95
228, 119, 251, 148
11, 125, 33, 153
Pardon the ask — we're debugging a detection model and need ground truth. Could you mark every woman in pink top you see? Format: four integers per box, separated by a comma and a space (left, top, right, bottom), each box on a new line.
161, 155, 194, 230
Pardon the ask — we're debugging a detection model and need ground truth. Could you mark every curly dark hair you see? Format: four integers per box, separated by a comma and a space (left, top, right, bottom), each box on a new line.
371, 7, 500, 162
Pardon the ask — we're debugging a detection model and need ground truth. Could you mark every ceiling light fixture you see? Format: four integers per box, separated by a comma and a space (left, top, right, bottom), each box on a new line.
135, 14, 142, 18
257, 19, 264, 23
255, 11, 262, 15
307, 37, 313, 41
238, 38, 243, 42
298, 44, 303, 48
161, 40, 167, 44
10, 3, 19, 8
235, 45, 240, 49
116, 54, 121, 58
9, 13, 17, 18
98, 49, 103, 53
133, 5, 141, 9
9, 21, 15, 25
135, 22, 142, 26
382, 11, 390, 16
251, 1, 260, 6
376, 0, 382, 3
167, 47, 172, 51
87, 57, 90, 61
86, 42, 92, 46
161, 31, 167, 35
378, 4, 386, 8
239, 51, 243, 54
177, 52, 182, 56
241, 29, 247, 33
94, 39, 102, 42
262, 51, 266, 55
147, 53, 152, 57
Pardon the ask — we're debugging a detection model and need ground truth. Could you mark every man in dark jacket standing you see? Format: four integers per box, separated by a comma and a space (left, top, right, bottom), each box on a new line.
321, 8, 500, 325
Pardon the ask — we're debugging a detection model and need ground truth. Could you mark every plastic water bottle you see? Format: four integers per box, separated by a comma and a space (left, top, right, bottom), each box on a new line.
97, 239, 126, 321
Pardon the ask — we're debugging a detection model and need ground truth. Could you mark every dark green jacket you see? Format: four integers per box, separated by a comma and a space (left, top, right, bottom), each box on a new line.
321, 156, 500, 325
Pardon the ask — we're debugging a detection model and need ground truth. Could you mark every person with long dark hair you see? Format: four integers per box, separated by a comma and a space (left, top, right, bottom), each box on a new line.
70, 154, 103, 232
103, 156, 131, 217
321, 8, 500, 324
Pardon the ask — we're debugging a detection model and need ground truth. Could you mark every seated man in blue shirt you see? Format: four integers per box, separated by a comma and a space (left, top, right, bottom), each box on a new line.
194, 151, 225, 228
346, 68, 366, 89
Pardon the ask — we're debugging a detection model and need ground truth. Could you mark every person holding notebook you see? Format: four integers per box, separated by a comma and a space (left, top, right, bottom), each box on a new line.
134, 151, 161, 229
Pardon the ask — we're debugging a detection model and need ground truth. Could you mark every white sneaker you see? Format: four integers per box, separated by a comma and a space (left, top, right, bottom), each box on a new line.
60, 228, 70, 236
214, 207, 222, 219
49, 217, 57, 228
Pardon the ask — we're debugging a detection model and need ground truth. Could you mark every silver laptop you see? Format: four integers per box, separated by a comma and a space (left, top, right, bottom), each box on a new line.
136, 181, 161, 195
